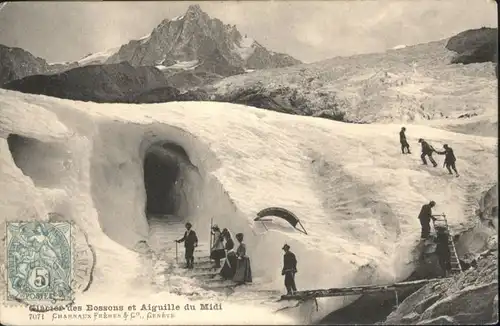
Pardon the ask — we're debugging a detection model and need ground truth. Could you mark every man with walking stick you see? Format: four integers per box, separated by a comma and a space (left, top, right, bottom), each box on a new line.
176, 222, 198, 269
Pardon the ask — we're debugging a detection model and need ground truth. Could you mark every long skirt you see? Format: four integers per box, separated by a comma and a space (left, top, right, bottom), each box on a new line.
210, 249, 226, 260
233, 257, 252, 284
220, 252, 237, 280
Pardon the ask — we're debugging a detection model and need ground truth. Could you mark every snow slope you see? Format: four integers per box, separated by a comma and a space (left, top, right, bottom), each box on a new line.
0, 89, 497, 324
78, 46, 121, 66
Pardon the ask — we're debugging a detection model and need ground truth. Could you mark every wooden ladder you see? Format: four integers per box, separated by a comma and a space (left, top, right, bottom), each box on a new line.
434, 214, 462, 274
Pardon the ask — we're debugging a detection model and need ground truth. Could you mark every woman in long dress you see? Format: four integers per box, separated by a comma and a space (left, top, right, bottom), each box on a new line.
219, 229, 237, 279
232, 233, 252, 284
210, 225, 226, 268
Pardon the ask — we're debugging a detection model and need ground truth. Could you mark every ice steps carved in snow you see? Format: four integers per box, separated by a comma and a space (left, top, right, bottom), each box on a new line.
148, 216, 276, 307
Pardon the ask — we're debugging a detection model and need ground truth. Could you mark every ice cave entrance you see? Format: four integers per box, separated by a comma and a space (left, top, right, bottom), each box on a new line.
143, 142, 190, 220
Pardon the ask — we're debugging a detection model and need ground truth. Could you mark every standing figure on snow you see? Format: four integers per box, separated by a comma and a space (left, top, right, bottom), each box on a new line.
436, 144, 459, 177
176, 222, 198, 269
399, 127, 411, 154
418, 200, 437, 239
219, 228, 237, 279
210, 225, 226, 268
232, 233, 252, 285
282, 244, 298, 295
418, 138, 437, 167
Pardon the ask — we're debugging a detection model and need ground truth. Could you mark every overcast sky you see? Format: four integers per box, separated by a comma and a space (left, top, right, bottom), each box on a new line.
0, 0, 497, 64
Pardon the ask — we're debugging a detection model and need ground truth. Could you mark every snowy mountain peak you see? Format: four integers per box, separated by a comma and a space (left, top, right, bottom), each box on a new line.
104, 5, 301, 74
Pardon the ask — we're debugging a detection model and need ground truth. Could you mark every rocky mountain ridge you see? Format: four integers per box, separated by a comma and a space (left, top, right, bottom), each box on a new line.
0, 44, 74, 85
105, 5, 301, 72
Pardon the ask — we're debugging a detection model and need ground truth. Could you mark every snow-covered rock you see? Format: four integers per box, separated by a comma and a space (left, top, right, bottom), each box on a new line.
78, 46, 121, 66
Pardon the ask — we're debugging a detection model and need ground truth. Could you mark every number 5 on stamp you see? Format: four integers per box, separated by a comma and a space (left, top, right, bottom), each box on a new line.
6, 221, 74, 305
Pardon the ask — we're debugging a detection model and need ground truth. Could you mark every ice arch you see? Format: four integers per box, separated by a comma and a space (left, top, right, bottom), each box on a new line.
89, 122, 244, 250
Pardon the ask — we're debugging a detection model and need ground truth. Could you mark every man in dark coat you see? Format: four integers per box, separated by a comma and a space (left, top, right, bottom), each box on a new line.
176, 222, 198, 269
418, 138, 437, 167
399, 127, 411, 154
418, 201, 437, 239
282, 244, 298, 295
436, 144, 459, 177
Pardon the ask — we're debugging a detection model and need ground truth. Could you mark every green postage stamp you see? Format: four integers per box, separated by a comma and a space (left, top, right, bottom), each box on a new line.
6, 221, 74, 305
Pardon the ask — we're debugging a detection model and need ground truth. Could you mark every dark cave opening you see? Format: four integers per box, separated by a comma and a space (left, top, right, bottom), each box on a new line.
143, 142, 191, 219
144, 151, 180, 217
7, 133, 34, 171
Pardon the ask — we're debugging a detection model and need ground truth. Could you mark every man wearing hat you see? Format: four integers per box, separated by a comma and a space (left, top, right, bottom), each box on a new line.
282, 244, 298, 295
418, 201, 437, 239
418, 138, 437, 167
176, 222, 198, 269
435, 144, 459, 177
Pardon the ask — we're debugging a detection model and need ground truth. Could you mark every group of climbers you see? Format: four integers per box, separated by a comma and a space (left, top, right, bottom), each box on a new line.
401, 126, 462, 277
399, 127, 460, 177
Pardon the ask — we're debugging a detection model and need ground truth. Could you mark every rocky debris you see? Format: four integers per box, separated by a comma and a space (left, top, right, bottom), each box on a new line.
381, 250, 498, 325
213, 83, 350, 121
457, 112, 478, 119
419, 281, 497, 324
131, 87, 210, 103
163, 69, 223, 90
212, 34, 496, 123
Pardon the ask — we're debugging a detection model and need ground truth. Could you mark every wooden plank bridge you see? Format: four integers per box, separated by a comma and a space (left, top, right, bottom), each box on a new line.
280, 278, 445, 301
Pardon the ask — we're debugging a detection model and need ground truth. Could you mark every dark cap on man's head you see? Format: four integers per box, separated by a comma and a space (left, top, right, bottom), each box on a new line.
185, 222, 192, 228
282, 244, 290, 250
